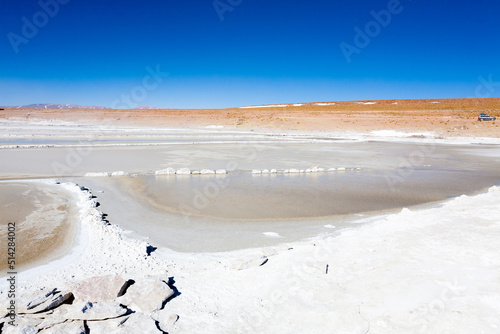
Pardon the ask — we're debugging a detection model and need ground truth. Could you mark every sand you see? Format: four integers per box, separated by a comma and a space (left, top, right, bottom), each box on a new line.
0, 99, 499, 333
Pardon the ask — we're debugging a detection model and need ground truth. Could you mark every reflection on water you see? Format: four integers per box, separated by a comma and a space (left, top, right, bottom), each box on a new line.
129, 168, 500, 221
73, 140, 500, 252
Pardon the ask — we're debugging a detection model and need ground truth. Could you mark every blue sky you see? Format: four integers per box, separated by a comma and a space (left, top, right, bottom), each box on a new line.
1, 0, 499, 108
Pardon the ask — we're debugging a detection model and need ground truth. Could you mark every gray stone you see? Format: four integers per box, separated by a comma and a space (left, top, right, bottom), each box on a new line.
37, 314, 67, 332
152, 309, 179, 333
1, 299, 11, 318
72, 275, 128, 302
23, 288, 58, 311
2, 315, 42, 334
117, 312, 162, 334
116, 276, 174, 312
38, 320, 86, 334
64, 302, 128, 320
22, 289, 72, 314
86, 315, 129, 333
21, 311, 54, 319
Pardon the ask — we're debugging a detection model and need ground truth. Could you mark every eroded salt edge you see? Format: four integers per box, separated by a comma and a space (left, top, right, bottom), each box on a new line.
3, 181, 499, 291
0, 179, 170, 293
1, 180, 499, 332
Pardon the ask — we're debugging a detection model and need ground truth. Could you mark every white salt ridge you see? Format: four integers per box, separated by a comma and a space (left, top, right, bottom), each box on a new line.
315, 103, 336, 106
155, 167, 176, 175
369, 130, 435, 138
205, 125, 224, 129
101, 166, 362, 178
0, 137, 334, 150
154, 168, 226, 176
251, 166, 359, 174
176, 168, 191, 175
263, 232, 283, 238
85, 172, 110, 177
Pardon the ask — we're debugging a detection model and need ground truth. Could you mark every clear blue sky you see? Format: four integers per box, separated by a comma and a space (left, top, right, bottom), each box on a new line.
1, 0, 499, 108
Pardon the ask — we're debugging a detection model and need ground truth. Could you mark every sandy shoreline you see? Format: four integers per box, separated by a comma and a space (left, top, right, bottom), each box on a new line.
1, 103, 499, 333
0, 180, 79, 273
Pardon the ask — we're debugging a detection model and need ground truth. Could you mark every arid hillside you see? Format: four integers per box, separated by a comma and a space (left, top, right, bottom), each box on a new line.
1, 98, 499, 137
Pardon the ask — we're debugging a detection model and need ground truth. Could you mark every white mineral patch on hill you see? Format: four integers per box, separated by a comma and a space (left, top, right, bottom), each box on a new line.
240, 104, 288, 108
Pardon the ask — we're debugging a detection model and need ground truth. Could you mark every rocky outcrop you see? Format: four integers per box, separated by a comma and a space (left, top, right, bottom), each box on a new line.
64, 302, 128, 320
72, 275, 128, 303
5, 274, 178, 333
116, 276, 174, 313
21, 289, 73, 314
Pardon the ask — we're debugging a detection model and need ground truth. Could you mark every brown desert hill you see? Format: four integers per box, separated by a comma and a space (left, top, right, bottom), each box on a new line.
1, 98, 499, 137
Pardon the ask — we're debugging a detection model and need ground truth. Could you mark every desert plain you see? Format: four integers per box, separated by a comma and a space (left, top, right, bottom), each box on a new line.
0, 98, 499, 333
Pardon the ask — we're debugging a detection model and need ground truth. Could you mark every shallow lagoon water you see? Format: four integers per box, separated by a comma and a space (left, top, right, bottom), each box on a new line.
0, 182, 78, 271
2, 128, 500, 253
75, 139, 500, 252
129, 170, 500, 220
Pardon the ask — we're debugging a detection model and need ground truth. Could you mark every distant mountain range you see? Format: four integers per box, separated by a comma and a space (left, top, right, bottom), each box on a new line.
0, 104, 160, 109
0, 103, 108, 109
